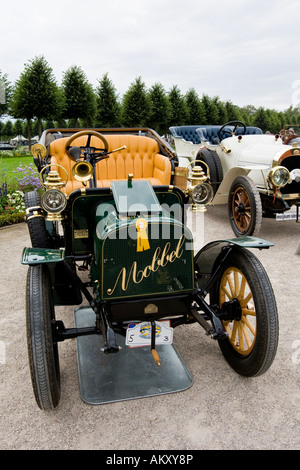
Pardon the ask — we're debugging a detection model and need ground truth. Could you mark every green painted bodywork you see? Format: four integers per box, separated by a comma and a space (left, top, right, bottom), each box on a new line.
194, 236, 274, 290
66, 186, 185, 256
93, 210, 194, 300
92, 181, 194, 300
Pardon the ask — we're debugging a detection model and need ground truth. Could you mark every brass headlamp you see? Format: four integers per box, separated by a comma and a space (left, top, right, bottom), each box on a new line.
39, 164, 68, 221
185, 160, 214, 212
268, 165, 290, 189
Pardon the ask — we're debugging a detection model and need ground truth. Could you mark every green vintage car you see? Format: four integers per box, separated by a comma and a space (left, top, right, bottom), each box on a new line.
22, 127, 278, 410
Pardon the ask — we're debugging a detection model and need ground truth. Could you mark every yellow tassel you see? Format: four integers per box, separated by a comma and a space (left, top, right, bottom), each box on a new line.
136, 218, 150, 252
152, 349, 161, 366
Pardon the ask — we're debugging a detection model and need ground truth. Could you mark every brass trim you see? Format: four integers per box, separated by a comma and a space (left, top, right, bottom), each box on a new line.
26, 214, 44, 220
74, 229, 89, 239
281, 193, 300, 200
25, 206, 42, 215
144, 303, 159, 314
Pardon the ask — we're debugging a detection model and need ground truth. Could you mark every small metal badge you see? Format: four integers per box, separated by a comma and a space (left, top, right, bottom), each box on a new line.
144, 303, 158, 314
74, 229, 89, 239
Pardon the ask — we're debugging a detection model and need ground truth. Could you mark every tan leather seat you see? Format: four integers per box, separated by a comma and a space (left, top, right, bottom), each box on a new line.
49, 134, 172, 194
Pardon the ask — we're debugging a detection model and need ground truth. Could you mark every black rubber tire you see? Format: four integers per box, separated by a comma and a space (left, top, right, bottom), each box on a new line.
26, 264, 61, 410
196, 148, 223, 193
24, 191, 49, 248
210, 247, 278, 377
228, 175, 262, 237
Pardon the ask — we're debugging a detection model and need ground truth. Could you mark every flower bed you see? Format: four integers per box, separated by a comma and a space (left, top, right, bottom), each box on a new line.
0, 160, 42, 227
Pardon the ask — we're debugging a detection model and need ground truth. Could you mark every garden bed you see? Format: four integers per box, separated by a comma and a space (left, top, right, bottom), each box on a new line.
0, 153, 41, 227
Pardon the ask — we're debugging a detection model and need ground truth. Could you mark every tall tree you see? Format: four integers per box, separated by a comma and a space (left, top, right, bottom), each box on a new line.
10, 56, 61, 143
253, 107, 269, 132
121, 77, 149, 127
95, 73, 120, 127
168, 85, 187, 126
148, 82, 171, 135
61, 65, 96, 127
12, 119, 23, 136
3, 120, 13, 138
213, 96, 228, 124
224, 100, 242, 122
201, 94, 219, 124
185, 88, 206, 124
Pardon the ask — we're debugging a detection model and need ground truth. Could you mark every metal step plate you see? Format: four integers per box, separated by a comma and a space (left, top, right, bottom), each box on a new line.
74, 306, 193, 405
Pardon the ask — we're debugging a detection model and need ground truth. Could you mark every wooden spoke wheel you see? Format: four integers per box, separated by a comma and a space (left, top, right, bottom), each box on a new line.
228, 176, 262, 236
219, 266, 257, 356
211, 247, 278, 377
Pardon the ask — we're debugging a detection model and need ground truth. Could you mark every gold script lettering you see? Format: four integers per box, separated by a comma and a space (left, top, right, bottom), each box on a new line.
107, 235, 186, 296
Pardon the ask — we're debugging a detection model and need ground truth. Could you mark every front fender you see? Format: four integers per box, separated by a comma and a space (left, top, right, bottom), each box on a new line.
211, 167, 251, 204
21, 247, 82, 306
21, 247, 65, 265
194, 236, 273, 290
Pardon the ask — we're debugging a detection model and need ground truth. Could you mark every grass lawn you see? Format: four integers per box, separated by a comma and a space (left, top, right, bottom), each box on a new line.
0, 155, 34, 180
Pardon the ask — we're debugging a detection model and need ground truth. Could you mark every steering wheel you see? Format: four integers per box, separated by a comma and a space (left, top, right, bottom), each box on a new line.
65, 130, 109, 161
217, 121, 246, 141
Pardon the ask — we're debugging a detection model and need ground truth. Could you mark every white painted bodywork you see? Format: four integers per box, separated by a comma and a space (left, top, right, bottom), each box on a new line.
209, 134, 288, 204
172, 137, 203, 160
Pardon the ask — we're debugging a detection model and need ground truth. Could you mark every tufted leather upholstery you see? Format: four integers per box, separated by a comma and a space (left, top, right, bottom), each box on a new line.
169, 126, 202, 144
197, 126, 263, 144
170, 125, 224, 144
170, 125, 263, 146
235, 126, 263, 136
196, 126, 225, 144
49, 134, 172, 194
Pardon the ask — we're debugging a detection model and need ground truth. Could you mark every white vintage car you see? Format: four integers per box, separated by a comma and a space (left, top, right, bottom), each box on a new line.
170, 121, 300, 236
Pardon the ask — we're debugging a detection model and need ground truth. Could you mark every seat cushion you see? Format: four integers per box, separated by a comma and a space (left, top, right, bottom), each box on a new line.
49, 133, 171, 193
169, 126, 201, 144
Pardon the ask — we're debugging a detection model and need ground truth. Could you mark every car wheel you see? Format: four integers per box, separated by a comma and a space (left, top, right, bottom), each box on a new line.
196, 148, 223, 193
24, 191, 49, 248
210, 247, 278, 377
26, 264, 61, 410
228, 175, 262, 236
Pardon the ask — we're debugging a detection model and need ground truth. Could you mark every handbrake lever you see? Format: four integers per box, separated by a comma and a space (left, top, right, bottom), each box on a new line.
96, 145, 127, 161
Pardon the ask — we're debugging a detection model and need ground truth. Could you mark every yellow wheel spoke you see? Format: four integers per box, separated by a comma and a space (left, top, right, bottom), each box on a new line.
240, 291, 253, 307
221, 285, 232, 300
242, 315, 256, 336
219, 267, 257, 355
238, 323, 244, 350
231, 320, 238, 342
227, 273, 236, 298
234, 270, 240, 297
242, 306, 256, 316
238, 276, 246, 301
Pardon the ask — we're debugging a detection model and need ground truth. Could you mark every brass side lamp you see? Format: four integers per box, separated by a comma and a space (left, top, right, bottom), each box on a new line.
39, 164, 68, 221
185, 160, 214, 212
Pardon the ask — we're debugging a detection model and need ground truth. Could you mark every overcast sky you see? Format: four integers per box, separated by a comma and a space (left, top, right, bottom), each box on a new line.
1, 0, 300, 112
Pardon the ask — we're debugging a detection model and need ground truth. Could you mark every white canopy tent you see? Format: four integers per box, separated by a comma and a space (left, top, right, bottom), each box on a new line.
10, 135, 28, 144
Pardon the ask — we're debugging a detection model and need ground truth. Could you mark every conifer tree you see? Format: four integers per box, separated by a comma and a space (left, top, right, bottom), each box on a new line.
121, 77, 149, 127
95, 73, 120, 127
10, 56, 60, 143
61, 65, 96, 127
185, 88, 206, 124
148, 82, 171, 135
168, 85, 187, 126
